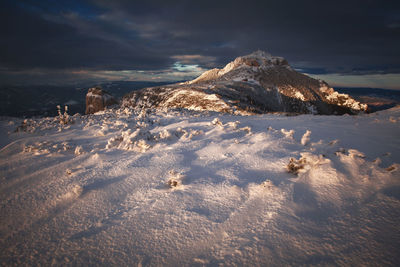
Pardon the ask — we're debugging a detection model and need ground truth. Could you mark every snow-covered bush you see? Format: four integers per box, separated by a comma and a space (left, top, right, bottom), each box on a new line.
287, 157, 307, 174
301, 130, 311, 146
74, 146, 84, 155
211, 118, 223, 126
167, 170, 185, 188
57, 105, 70, 125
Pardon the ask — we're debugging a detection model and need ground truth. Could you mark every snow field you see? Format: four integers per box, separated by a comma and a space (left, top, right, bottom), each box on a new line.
0, 106, 399, 266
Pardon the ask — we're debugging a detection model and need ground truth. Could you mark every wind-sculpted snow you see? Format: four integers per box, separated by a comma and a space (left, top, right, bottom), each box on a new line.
0, 106, 399, 266
123, 51, 368, 115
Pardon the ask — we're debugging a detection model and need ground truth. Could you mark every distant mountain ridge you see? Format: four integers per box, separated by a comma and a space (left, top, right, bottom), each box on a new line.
2, 60, 400, 118
122, 51, 368, 115
0, 81, 176, 117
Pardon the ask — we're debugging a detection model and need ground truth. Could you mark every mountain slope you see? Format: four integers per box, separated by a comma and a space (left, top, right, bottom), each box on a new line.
122, 51, 367, 115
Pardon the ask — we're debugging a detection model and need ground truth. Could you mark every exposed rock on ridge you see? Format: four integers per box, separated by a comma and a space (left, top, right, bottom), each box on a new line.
85, 87, 118, 114
122, 51, 367, 115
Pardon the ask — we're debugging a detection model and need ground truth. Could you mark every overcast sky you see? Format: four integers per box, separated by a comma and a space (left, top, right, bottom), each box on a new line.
1, 0, 399, 89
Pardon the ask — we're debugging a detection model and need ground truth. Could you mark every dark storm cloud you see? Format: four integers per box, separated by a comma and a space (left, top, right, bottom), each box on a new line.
0, 0, 172, 70
87, 0, 400, 74
1, 0, 400, 82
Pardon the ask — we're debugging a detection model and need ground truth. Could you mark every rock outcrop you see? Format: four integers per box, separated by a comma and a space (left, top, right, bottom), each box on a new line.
85, 87, 117, 114
122, 51, 367, 115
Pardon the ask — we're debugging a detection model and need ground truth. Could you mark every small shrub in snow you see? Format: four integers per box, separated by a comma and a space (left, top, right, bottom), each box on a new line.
335, 148, 346, 155
239, 126, 252, 134
135, 139, 151, 152
72, 185, 83, 196
167, 170, 185, 189
15, 119, 28, 132
136, 121, 148, 128
211, 118, 223, 126
23, 144, 35, 153
188, 129, 203, 139
57, 105, 71, 125
348, 149, 366, 159
15, 119, 35, 133
167, 179, 179, 187
261, 179, 274, 189
105, 129, 152, 152
62, 142, 71, 151
138, 109, 148, 119
174, 128, 203, 140
157, 129, 171, 140
281, 129, 294, 138
63, 185, 83, 198
226, 121, 240, 129
175, 128, 187, 138
106, 136, 123, 149
287, 157, 307, 174
329, 140, 339, 146
74, 146, 83, 155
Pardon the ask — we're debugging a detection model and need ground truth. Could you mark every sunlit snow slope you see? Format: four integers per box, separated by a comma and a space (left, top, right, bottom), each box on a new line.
1, 107, 399, 266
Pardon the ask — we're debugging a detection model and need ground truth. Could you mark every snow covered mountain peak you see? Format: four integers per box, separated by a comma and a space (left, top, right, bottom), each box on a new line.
245, 50, 272, 58
188, 50, 288, 84
122, 51, 367, 115
239, 50, 288, 66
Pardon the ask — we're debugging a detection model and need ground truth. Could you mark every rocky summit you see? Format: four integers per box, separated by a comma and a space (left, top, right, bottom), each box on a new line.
122, 51, 367, 115
85, 87, 118, 114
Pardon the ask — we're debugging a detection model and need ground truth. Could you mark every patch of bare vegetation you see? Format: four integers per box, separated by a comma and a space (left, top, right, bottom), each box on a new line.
287, 157, 307, 174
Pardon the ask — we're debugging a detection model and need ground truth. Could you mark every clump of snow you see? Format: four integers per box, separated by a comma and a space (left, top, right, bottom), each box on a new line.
211, 117, 223, 126
61, 184, 83, 199
226, 120, 240, 129
301, 130, 311, 145
74, 145, 83, 155
239, 126, 252, 134
157, 129, 171, 140
294, 91, 306, 101
174, 127, 203, 140
280, 128, 294, 138
106, 129, 152, 152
